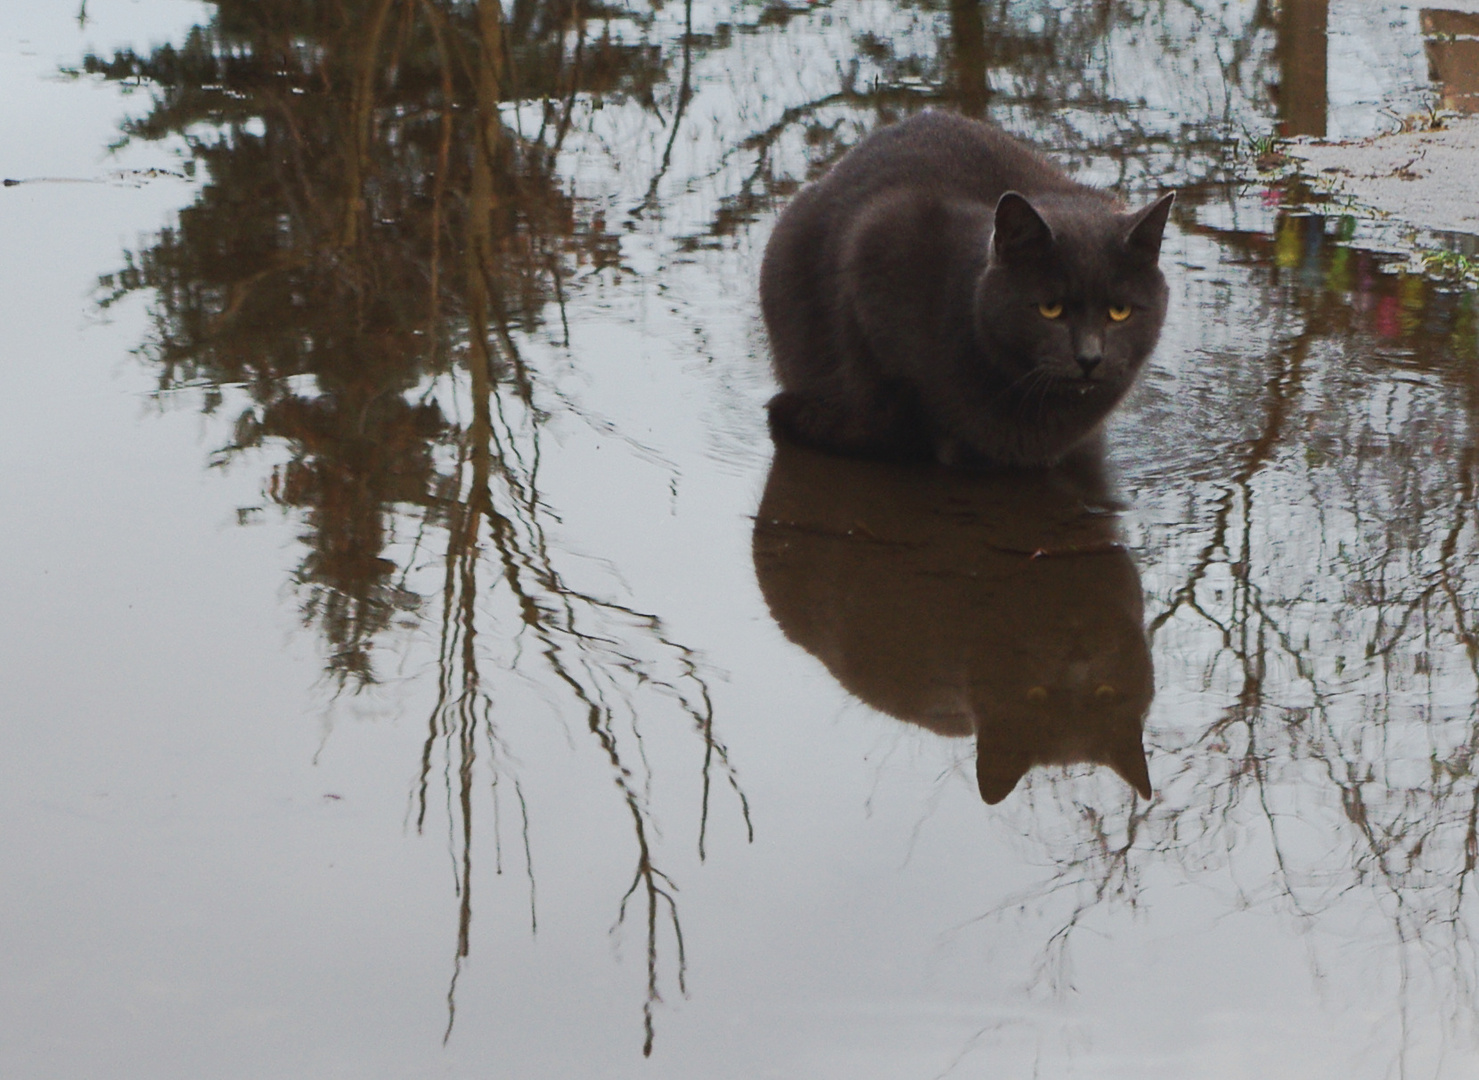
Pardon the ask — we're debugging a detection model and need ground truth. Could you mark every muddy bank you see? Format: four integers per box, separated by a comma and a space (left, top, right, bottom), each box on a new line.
1285, 116, 1479, 238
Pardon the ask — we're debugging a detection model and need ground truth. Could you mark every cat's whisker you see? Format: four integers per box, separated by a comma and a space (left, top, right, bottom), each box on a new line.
989, 365, 1051, 419
1011, 370, 1055, 426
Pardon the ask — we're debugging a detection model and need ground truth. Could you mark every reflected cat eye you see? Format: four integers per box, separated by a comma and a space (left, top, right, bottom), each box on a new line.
1038, 301, 1063, 319
1109, 304, 1132, 322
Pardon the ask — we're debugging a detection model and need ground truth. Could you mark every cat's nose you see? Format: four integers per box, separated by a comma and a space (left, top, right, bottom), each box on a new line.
1076, 332, 1104, 377
1070, 329, 1106, 377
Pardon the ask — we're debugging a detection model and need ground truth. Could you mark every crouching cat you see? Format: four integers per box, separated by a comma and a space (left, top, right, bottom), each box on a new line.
760, 110, 1174, 467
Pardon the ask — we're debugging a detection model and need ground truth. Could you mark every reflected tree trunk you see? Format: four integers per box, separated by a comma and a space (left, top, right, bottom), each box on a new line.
346, 0, 399, 248
1277, 0, 1328, 137
949, 0, 990, 117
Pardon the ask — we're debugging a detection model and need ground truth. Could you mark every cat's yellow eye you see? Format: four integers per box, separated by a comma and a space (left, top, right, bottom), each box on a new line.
1038, 301, 1063, 319
1108, 304, 1132, 322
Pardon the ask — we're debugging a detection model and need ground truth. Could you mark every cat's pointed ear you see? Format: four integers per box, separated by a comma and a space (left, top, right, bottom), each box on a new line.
1124, 191, 1175, 264
977, 737, 1032, 805
1106, 740, 1153, 801
993, 192, 1053, 262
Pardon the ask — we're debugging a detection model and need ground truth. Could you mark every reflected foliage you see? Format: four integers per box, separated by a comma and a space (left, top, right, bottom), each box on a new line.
967, 201, 1479, 1062
87, 0, 749, 1054
723, 0, 1479, 1061
696, 0, 1280, 249
85, 0, 1479, 1067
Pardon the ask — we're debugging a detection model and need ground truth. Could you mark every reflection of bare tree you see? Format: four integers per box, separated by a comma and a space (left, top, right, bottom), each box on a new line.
81, 0, 1479, 1063
87, 0, 748, 1053
590, 0, 1479, 1060
965, 214, 1479, 1067
684, 0, 1278, 246
418, 346, 750, 1050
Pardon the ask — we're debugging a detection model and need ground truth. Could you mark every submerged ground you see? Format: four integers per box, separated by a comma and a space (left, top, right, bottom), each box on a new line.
5, 1, 1479, 1077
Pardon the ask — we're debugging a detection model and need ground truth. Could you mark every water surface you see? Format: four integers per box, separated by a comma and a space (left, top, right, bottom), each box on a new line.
5, 1, 1479, 1077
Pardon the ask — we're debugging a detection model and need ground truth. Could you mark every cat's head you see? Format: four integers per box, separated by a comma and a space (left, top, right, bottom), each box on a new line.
971, 610, 1155, 805
974, 190, 1174, 397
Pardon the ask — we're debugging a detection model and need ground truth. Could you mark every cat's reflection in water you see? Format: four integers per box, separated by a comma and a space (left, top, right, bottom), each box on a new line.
752, 437, 1153, 804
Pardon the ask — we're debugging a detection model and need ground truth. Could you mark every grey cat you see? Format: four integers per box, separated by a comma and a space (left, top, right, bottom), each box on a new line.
760, 110, 1174, 467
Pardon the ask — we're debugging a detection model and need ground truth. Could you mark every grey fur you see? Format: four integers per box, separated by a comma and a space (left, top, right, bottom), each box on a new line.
760, 111, 1174, 467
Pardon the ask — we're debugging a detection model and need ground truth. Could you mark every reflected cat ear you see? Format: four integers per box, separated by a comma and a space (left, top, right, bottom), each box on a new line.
977, 738, 1032, 804
1106, 740, 1153, 800
1124, 191, 1175, 263
992, 192, 1052, 262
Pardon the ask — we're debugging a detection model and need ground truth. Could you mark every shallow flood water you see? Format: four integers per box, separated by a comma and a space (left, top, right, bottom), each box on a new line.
6, 1, 1479, 1077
